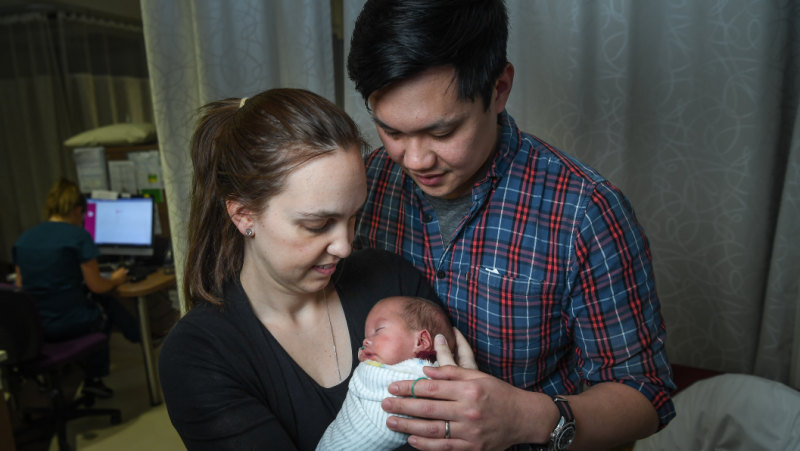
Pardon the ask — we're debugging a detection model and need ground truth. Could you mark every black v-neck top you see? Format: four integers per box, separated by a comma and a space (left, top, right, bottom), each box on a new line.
159, 249, 436, 450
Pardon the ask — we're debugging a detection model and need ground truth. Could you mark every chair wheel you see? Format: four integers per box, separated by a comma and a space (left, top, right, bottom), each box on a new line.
111, 412, 122, 425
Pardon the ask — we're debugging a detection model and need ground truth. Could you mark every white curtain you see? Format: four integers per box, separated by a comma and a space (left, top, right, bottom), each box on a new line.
142, 0, 800, 389
140, 0, 335, 307
501, 0, 800, 389
0, 10, 152, 267
342, 0, 378, 151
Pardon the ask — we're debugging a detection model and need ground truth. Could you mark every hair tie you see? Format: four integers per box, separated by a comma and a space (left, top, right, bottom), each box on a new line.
410, 377, 427, 398
239, 97, 248, 108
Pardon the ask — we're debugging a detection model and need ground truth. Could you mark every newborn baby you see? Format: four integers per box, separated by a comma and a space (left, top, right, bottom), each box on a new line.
316, 296, 455, 450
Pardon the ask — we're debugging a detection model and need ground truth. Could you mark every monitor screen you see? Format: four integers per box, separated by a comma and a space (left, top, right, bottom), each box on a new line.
84, 197, 154, 257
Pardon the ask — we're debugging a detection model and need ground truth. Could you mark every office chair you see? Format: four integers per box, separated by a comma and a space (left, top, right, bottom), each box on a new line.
0, 284, 121, 451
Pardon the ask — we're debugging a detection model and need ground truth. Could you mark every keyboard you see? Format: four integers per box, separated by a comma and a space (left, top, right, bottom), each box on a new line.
125, 265, 158, 282
98, 263, 157, 282
98, 263, 119, 279
98, 263, 119, 273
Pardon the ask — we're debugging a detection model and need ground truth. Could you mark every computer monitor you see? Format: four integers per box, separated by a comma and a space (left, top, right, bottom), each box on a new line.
84, 197, 155, 257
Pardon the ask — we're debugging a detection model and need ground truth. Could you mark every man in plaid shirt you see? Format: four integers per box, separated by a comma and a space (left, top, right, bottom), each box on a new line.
348, 1, 675, 450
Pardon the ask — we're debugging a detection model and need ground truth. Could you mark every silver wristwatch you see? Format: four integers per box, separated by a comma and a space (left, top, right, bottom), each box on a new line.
548, 395, 576, 450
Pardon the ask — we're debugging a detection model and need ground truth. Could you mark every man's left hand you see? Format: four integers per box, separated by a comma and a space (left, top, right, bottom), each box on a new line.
382, 365, 553, 450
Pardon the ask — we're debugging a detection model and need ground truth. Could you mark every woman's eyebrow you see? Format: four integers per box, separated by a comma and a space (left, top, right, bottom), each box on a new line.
297, 210, 342, 218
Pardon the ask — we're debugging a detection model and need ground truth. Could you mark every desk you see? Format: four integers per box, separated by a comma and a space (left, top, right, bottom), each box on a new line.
117, 268, 176, 406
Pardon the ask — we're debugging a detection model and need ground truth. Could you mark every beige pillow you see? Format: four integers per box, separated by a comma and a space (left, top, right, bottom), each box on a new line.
64, 123, 157, 147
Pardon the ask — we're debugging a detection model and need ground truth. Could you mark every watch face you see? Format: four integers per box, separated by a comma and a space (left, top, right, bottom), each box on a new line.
554, 423, 576, 450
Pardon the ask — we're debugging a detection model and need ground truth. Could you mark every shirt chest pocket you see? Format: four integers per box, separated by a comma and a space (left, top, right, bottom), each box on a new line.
452, 266, 567, 374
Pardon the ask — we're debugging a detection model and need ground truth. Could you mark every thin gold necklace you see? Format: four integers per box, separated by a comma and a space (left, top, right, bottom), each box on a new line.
323, 286, 342, 382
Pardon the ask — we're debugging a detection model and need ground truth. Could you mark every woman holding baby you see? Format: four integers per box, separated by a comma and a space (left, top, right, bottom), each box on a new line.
158, 88, 472, 451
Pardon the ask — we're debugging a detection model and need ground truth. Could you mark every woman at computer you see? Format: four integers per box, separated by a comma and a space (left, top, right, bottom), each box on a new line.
13, 178, 140, 398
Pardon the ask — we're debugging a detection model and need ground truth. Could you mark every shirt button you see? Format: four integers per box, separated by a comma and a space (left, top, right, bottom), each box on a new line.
423, 214, 433, 223
436, 270, 446, 279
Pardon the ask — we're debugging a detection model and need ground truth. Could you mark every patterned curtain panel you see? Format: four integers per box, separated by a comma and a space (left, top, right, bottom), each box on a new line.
501, 0, 799, 388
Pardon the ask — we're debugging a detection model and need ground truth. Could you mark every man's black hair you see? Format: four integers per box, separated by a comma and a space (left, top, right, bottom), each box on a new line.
347, 0, 509, 111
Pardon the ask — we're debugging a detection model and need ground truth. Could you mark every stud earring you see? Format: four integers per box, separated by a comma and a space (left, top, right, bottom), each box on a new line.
245, 228, 254, 237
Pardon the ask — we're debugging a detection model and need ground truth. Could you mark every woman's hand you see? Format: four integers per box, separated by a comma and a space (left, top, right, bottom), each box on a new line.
381, 365, 555, 450
110, 267, 129, 285
81, 259, 126, 294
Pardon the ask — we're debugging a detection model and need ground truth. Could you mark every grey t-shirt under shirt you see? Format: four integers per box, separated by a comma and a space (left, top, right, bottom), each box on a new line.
424, 193, 472, 244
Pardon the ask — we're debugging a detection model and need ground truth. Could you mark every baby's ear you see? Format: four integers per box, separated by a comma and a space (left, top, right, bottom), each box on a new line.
414, 329, 433, 352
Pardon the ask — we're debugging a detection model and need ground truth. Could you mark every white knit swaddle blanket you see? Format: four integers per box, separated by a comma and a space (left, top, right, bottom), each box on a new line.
316, 358, 432, 451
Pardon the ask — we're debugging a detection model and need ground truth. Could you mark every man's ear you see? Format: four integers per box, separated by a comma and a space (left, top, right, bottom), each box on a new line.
492, 63, 515, 114
414, 329, 434, 353
226, 199, 253, 236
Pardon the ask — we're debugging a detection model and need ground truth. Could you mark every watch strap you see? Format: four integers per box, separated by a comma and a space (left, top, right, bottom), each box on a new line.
552, 395, 574, 422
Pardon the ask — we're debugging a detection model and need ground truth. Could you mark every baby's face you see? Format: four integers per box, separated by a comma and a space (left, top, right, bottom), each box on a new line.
360, 298, 419, 365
